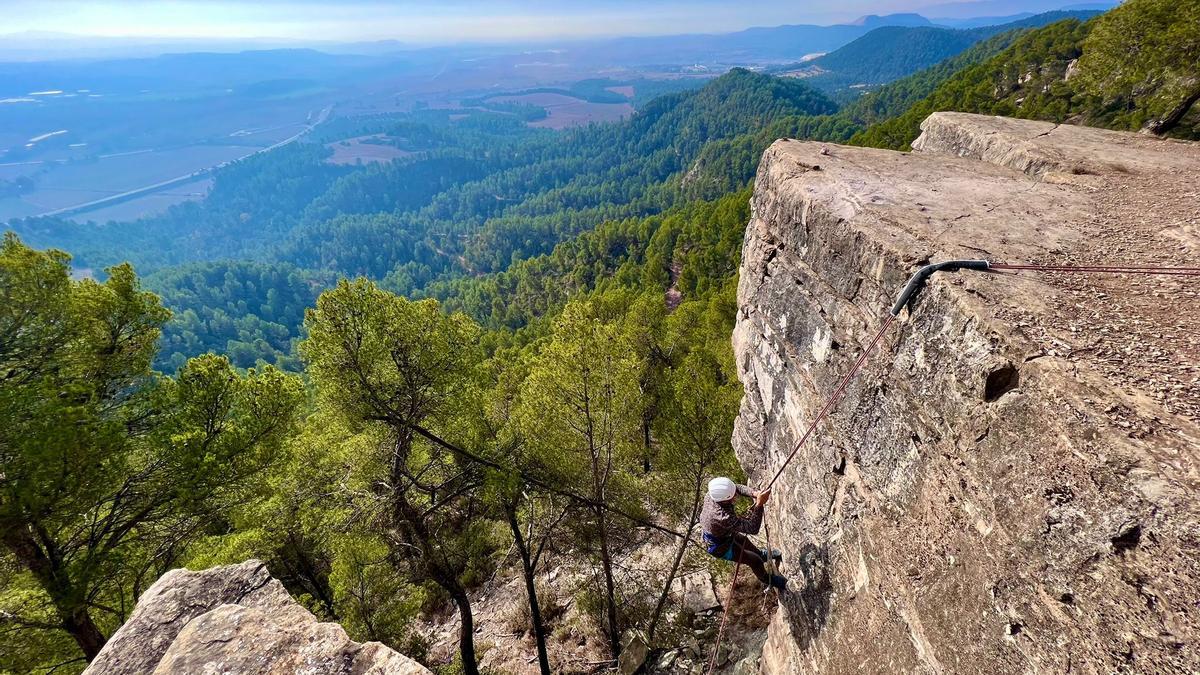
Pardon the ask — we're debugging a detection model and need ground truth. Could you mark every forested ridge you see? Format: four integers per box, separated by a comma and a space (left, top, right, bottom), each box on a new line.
3, 1, 1198, 672
790, 9, 1101, 93
851, 0, 1200, 148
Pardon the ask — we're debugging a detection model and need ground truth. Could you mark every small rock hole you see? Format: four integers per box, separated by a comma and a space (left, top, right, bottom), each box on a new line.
833, 456, 846, 476
1005, 621, 1023, 637
1112, 524, 1142, 553
1043, 486, 1074, 506
1058, 592, 1074, 605
984, 363, 1020, 402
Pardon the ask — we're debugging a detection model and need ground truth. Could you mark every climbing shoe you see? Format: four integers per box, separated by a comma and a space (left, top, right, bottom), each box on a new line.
760, 548, 783, 563
768, 574, 789, 591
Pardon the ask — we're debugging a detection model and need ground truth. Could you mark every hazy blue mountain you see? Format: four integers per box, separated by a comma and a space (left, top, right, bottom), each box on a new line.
920, 0, 1117, 18
851, 13, 934, 27
579, 15, 952, 65
0, 14, 942, 71
932, 13, 1037, 28
789, 9, 1104, 91
0, 31, 325, 61
0, 49, 400, 97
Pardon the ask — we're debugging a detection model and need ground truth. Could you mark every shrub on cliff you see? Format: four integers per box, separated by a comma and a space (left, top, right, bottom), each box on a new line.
1075, 0, 1200, 134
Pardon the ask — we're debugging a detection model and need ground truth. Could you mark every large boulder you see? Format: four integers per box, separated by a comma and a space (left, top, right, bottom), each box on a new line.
84, 560, 429, 675
734, 113, 1200, 672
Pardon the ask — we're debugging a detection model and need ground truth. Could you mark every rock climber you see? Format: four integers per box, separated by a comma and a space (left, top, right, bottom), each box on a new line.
701, 477, 788, 590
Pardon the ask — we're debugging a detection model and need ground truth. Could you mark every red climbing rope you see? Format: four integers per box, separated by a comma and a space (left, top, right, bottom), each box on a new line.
765, 313, 898, 491
706, 560, 742, 674
990, 263, 1200, 276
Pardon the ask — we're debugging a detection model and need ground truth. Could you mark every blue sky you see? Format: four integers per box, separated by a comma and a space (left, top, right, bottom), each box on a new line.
0, 1, 1085, 42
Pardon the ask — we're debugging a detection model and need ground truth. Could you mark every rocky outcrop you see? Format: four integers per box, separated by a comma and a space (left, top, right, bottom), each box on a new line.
84, 560, 430, 675
911, 111, 1200, 178
733, 112, 1200, 673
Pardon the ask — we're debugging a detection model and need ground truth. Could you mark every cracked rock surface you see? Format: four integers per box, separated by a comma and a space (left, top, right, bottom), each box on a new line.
83, 560, 430, 675
732, 112, 1200, 673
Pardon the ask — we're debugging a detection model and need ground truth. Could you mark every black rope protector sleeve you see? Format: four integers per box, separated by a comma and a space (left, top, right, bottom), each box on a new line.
890, 259, 991, 316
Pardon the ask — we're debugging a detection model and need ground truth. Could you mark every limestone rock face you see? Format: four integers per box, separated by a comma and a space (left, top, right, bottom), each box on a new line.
734, 113, 1200, 673
83, 560, 430, 675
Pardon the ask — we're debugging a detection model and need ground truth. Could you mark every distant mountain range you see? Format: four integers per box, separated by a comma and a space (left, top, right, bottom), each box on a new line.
931, 13, 1039, 28
777, 9, 1104, 91
851, 13, 934, 27
919, 0, 1117, 19
554, 5, 1108, 67
0, 48, 405, 98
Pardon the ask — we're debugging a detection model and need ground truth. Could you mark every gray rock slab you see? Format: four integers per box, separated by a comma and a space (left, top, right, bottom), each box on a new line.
735, 113, 1200, 673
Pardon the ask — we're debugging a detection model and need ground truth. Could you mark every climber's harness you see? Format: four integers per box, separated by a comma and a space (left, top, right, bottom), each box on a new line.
702, 532, 736, 560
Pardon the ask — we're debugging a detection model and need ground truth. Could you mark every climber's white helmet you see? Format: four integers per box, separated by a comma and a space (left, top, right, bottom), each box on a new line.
708, 477, 736, 502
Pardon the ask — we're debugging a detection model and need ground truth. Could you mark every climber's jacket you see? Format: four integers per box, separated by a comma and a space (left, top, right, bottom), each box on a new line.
700, 482, 763, 556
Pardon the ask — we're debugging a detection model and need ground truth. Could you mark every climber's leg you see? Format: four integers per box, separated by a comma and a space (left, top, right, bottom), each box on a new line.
730, 535, 769, 583
731, 535, 788, 590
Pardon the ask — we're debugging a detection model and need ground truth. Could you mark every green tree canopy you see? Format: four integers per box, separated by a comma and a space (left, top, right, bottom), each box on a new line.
1076, 0, 1200, 134
300, 279, 494, 675
0, 234, 303, 670
514, 298, 646, 660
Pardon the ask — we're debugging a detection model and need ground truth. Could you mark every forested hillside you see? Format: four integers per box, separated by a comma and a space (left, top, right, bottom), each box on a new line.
3, 1, 1199, 672
808, 25, 985, 87
852, 0, 1200, 148
10, 69, 833, 370
783, 9, 1098, 94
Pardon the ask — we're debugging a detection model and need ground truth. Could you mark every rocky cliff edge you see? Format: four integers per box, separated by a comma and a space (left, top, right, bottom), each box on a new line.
733, 112, 1200, 673
83, 560, 430, 675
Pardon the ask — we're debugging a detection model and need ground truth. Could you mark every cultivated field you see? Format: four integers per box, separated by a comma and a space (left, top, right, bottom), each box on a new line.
0, 145, 255, 221
325, 135, 414, 165
486, 92, 633, 129
225, 122, 310, 145
69, 177, 212, 223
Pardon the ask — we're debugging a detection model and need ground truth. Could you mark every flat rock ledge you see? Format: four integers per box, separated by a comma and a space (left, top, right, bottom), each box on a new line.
83, 560, 430, 675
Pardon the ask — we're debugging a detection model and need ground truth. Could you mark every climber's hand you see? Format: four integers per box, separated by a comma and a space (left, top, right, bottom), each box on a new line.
755, 490, 771, 508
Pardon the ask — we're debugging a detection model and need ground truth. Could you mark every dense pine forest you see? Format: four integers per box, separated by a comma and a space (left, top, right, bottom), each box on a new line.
2, 0, 1198, 672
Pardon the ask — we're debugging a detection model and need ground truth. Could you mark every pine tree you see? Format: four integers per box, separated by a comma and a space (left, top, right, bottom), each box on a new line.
300, 278, 488, 675
1077, 0, 1200, 134
0, 234, 302, 667
515, 299, 645, 661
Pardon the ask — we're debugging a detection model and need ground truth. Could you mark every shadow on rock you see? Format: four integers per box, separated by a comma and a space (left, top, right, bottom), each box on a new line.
780, 543, 833, 651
